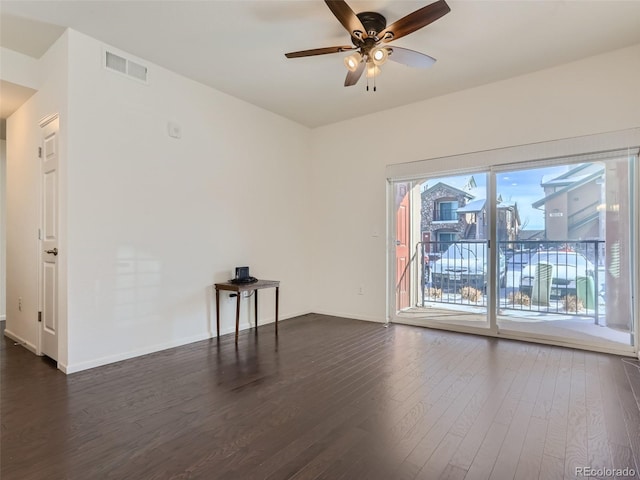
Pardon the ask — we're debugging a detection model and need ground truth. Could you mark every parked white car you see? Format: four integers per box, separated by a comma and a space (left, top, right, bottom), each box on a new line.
431, 242, 506, 290
519, 251, 595, 299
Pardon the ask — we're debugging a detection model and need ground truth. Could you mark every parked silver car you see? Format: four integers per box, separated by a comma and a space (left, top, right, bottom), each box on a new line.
431, 242, 506, 290
519, 251, 595, 299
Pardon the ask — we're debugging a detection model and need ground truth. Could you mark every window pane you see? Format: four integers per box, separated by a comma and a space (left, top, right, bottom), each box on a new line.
497, 156, 635, 349
438, 201, 458, 221
393, 173, 490, 327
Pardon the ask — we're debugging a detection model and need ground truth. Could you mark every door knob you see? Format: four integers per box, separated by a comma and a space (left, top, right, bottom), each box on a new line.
45, 248, 58, 256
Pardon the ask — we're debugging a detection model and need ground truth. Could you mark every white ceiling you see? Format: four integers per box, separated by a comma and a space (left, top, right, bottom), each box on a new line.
1, 0, 640, 128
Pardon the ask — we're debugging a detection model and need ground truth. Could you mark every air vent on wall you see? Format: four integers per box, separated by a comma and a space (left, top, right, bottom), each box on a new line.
104, 50, 148, 83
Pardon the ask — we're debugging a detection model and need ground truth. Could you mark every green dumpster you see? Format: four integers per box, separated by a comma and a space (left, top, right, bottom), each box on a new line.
576, 276, 595, 311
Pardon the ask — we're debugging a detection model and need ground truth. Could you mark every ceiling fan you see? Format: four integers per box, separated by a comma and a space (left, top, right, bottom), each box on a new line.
284, 0, 450, 89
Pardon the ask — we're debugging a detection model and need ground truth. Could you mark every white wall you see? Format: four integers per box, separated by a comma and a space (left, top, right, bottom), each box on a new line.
5, 33, 68, 358
0, 140, 6, 321
64, 31, 312, 372
0, 47, 40, 90
309, 44, 640, 323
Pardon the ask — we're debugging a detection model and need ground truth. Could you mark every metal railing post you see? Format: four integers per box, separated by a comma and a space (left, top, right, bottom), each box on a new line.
594, 240, 600, 326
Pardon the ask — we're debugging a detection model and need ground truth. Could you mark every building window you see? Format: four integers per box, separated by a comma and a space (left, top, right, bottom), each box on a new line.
437, 201, 458, 221
437, 232, 458, 251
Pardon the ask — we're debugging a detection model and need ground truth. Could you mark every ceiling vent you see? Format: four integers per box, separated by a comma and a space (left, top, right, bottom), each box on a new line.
104, 50, 148, 84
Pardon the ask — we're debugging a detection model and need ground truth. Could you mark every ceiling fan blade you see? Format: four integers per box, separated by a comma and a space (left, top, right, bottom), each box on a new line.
285, 45, 355, 58
379, 0, 450, 43
325, 0, 368, 40
387, 47, 436, 68
344, 60, 365, 87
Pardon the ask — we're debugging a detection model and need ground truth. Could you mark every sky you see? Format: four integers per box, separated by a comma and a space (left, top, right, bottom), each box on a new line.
422, 165, 570, 230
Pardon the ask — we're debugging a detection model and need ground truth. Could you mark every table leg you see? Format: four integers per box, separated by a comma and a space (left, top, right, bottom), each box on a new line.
215, 288, 220, 339
254, 289, 259, 331
235, 292, 241, 343
275, 286, 279, 336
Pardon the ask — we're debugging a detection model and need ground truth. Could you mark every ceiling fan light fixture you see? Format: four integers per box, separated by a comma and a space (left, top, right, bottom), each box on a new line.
344, 52, 362, 72
371, 47, 388, 66
366, 62, 381, 78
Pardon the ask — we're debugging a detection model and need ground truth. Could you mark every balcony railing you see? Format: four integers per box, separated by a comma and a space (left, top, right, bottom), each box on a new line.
415, 239, 605, 323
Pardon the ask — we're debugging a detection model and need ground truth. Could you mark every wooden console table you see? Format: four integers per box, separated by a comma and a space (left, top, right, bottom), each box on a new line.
214, 279, 280, 343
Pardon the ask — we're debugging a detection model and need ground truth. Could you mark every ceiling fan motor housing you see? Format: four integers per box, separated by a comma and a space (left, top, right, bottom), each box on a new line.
356, 11, 387, 40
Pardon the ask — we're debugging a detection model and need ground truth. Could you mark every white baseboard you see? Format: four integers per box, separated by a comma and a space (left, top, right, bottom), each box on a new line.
23, 310, 387, 375
64, 311, 314, 374
3, 328, 38, 354
310, 310, 386, 324
64, 331, 213, 374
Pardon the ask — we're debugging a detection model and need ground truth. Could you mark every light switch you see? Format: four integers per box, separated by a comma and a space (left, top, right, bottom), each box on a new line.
168, 122, 181, 139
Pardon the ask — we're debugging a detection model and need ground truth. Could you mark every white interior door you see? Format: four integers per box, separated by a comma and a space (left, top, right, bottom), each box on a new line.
40, 115, 59, 360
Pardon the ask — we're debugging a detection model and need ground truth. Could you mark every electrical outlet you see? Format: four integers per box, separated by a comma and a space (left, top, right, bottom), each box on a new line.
358, 285, 365, 295
18, 297, 22, 311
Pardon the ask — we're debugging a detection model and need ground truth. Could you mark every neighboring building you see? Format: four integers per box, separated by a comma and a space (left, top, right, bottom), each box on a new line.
421, 182, 474, 252
532, 163, 605, 241
421, 182, 520, 252
456, 198, 487, 240
457, 198, 521, 246
497, 200, 520, 245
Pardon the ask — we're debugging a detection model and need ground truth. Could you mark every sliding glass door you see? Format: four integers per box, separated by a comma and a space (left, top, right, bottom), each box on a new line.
389, 137, 637, 355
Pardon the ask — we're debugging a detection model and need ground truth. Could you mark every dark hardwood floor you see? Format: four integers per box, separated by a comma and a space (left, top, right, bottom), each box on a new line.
1, 314, 639, 480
